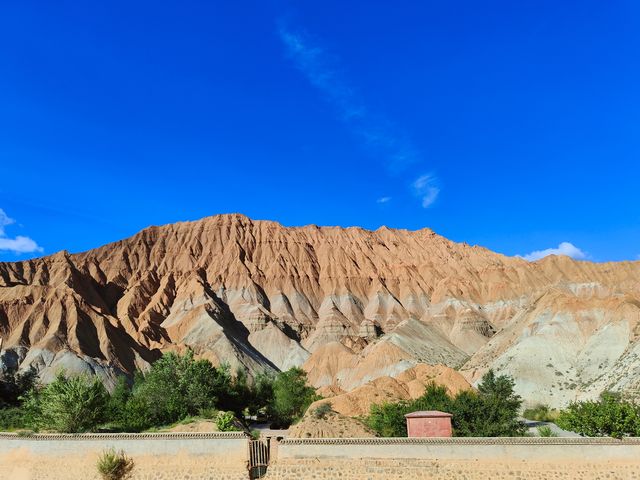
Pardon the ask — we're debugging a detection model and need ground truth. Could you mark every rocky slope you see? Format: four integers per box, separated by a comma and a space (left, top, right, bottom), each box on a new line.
308, 363, 472, 417
0, 214, 639, 406
288, 407, 376, 438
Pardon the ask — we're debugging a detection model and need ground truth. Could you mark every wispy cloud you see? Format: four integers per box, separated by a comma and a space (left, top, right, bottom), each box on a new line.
520, 242, 587, 262
412, 174, 440, 208
278, 22, 434, 193
0, 209, 13, 236
0, 208, 43, 255
377, 196, 392, 204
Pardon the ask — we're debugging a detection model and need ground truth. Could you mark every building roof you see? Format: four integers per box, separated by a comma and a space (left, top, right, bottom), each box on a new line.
404, 410, 453, 418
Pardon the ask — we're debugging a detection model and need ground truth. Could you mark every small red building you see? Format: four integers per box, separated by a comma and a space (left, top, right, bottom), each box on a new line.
404, 410, 453, 437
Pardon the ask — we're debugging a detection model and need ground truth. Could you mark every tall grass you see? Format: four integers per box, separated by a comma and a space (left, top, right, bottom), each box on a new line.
96, 449, 134, 480
523, 404, 560, 422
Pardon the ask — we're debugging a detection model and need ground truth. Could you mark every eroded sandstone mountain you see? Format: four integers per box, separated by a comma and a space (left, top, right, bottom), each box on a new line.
0, 214, 639, 406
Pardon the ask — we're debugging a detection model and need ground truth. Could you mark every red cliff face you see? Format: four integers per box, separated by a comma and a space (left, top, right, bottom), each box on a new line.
1, 214, 639, 406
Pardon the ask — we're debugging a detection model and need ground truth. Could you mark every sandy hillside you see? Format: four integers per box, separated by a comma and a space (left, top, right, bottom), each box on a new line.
308, 363, 472, 417
288, 405, 376, 438
1, 213, 639, 406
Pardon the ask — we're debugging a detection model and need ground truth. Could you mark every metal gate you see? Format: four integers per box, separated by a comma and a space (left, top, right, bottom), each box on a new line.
248, 438, 270, 479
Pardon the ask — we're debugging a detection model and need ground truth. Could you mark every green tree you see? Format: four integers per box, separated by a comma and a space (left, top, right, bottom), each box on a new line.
106, 377, 131, 422
413, 382, 453, 412
119, 395, 153, 432
271, 367, 318, 426
122, 351, 222, 429
0, 365, 38, 431
251, 372, 275, 413
367, 400, 410, 437
449, 389, 486, 437
366, 370, 526, 437
27, 372, 109, 433
225, 367, 250, 416
366, 382, 454, 437
467, 370, 526, 436
557, 392, 640, 438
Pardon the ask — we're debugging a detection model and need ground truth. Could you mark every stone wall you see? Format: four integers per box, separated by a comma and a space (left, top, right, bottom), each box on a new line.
0, 432, 249, 480
3, 433, 640, 480
266, 437, 640, 480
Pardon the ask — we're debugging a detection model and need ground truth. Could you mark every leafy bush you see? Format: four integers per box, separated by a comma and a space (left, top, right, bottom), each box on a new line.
367, 400, 410, 437
413, 383, 453, 412
245, 371, 275, 417
96, 448, 134, 480
215, 411, 239, 431
118, 395, 153, 432
26, 372, 109, 433
366, 370, 526, 437
464, 370, 526, 436
523, 404, 559, 422
312, 402, 333, 420
1, 352, 318, 433
106, 377, 130, 418
556, 392, 640, 438
537, 425, 557, 437
119, 351, 227, 430
0, 365, 38, 431
0, 407, 29, 431
271, 367, 319, 427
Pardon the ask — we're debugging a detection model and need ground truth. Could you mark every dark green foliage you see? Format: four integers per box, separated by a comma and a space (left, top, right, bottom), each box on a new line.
413, 383, 453, 412
113, 353, 277, 431
556, 392, 640, 439
118, 351, 225, 430
447, 389, 485, 437
0, 406, 29, 431
0, 365, 38, 431
118, 394, 153, 432
224, 367, 251, 416
271, 367, 319, 427
249, 372, 275, 416
462, 370, 526, 436
0, 352, 316, 433
368, 383, 457, 437
0, 366, 37, 408
367, 400, 410, 437
366, 370, 526, 437
105, 377, 131, 426
26, 372, 109, 433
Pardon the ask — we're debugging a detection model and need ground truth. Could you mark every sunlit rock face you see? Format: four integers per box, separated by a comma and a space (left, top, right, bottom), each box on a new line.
1, 213, 639, 407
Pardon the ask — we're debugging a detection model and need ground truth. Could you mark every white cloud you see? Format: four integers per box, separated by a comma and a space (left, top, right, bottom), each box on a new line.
412, 174, 440, 208
278, 24, 422, 170
0, 208, 43, 255
0, 208, 15, 235
278, 22, 435, 204
520, 242, 587, 262
377, 196, 392, 204
0, 236, 43, 254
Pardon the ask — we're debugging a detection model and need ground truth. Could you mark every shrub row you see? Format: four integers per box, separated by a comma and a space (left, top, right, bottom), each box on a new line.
365, 370, 527, 437
0, 352, 318, 433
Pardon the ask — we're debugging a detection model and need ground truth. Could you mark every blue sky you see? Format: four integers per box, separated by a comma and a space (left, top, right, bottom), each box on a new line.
1, 1, 639, 262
